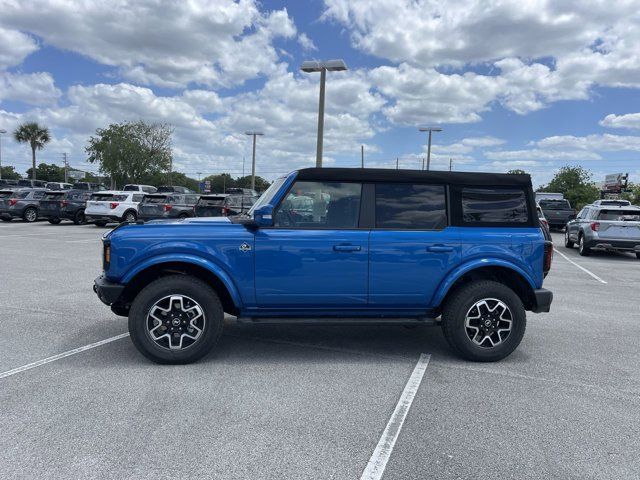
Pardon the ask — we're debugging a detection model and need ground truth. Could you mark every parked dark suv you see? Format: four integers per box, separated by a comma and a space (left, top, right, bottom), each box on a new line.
38, 189, 93, 224
95, 168, 553, 364
0, 188, 47, 222
194, 193, 258, 217
138, 193, 200, 220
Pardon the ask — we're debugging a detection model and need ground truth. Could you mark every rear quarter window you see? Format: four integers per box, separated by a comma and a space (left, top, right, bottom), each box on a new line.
375, 183, 447, 230
461, 188, 529, 224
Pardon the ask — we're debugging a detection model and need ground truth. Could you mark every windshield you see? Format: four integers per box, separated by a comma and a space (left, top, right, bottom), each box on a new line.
597, 209, 640, 221
539, 200, 571, 209
247, 176, 286, 215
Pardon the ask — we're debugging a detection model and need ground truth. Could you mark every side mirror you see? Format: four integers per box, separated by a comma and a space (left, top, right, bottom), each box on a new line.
253, 204, 274, 227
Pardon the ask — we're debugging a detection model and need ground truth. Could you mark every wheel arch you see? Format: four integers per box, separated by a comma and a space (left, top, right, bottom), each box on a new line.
119, 259, 241, 316
435, 262, 537, 313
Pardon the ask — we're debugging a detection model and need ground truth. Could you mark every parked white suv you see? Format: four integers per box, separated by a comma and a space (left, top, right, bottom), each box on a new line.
123, 184, 157, 193
85, 191, 146, 226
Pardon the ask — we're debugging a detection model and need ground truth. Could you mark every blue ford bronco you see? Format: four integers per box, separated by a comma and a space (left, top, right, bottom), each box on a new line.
94, 168, 553, 364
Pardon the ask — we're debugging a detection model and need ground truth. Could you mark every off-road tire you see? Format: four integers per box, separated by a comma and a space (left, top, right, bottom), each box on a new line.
441, 280, 527, 362
128, 275, 224, 364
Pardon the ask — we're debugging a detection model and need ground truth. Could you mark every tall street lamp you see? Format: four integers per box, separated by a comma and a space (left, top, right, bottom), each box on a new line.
0, 129, 6, 180
245, 131, 263, 191
301, 59, 348, 168
418, 126, 442, 171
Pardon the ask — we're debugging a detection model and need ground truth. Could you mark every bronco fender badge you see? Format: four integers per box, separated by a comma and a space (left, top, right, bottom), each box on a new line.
239, 242, 252, 252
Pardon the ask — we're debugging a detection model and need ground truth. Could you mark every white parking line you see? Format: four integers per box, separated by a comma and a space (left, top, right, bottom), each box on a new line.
0, 333, 129, 379
361, 353, 430, 480
553, 248, 607, 284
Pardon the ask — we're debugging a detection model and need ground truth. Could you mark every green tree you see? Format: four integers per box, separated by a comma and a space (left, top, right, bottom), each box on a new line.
13, 122, 51, 180
539, 165, 600, 209
235, 175, 271, 192
0, 166, 21, 179
146, 171, 199, 191
620, 183, 640, 205
86, 121, 173, 188
507, 169, 528, 175
25, 163, 66, 182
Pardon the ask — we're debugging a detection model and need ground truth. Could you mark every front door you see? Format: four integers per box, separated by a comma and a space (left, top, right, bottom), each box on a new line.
368, 183, 461, 308
254, 180, 368, 308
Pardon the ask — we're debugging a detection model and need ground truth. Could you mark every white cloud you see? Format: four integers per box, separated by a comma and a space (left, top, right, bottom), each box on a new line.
298, 33, 318, 51
535, 133, 640, 152
0, 0, 296, 88
0, 72, 61, 106
600, 113, 640, 130
485, 149, 601, 161
0, 27, 38, 69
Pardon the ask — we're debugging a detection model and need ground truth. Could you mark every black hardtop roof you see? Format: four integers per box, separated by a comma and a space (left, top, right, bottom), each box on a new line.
294, 167, 532, 187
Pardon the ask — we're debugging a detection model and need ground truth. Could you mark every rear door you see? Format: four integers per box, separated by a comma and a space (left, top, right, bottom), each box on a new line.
255, 180, 369, 307
39, 191, 64, 216
368, 183, 460, 308
140, 195, 168, 218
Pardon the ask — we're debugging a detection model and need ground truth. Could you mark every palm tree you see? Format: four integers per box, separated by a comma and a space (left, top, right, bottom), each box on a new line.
14, 122, 51, 180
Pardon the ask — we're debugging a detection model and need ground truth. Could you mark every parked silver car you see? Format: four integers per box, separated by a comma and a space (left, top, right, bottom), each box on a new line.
565, 204, 640, 258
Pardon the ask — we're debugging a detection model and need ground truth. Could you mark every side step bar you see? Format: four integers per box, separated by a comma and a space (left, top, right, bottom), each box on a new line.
235, 317, 439, 326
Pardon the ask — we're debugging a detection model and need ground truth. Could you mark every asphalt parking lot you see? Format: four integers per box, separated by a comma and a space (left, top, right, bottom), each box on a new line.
1, 221, 639, 480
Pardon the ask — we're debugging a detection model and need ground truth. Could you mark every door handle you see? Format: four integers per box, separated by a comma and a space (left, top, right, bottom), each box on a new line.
333, 244, 362, 252
426, 245, 454, 253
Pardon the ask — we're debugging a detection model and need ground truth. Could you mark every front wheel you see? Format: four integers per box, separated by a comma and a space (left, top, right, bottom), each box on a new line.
441, 280, 526, 362
123, 210, 137, 223
23, 207, 38, 223
564, 230, 574, 248
128, 275, 224, 364
73, 210, 87, 225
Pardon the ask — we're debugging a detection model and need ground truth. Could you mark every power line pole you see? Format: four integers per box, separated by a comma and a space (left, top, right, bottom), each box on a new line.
361, 145, 364, 168
0, 129, 6, 181
422, 157, 425, 170
449, 158, 453, 171
62, 152, 69, 183
242, 156, 245, 178
396, 157, 399, 169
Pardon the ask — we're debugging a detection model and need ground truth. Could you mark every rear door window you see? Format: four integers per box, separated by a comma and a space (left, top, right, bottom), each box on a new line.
462, 188, 528, 224
375, 184, 447, 230
32, 191, 47, 199
14, 191, 30, 199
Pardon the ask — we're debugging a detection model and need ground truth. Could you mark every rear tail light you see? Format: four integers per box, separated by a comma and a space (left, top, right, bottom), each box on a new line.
590, 222, 600, 231
543, 241, 553, 274
110, 202, 119, 209
164, 204, 172, 212
8, 199, 17, 206
222, 206, 229, 216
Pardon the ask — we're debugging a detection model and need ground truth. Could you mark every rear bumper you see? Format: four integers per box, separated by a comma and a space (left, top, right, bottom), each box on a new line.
588, 239, 640, 252
93, 275, 125, 306
87, 214, 121, 222
531, 288, 553, 313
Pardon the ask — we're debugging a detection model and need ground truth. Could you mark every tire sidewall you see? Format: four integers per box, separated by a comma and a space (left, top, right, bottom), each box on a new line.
24, 208, 37, 222
128, 276, 223, 364
124, 211, 137, 222
443, 282, 526, 362
74, 209, 86, 225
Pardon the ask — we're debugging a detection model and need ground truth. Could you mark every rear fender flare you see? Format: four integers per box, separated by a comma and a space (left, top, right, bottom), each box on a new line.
432, 258, 537, 307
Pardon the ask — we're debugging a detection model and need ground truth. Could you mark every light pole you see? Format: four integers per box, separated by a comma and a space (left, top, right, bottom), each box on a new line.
361, 145, 364, 168
245, 131, 263, 191
301, 59, 348, 167
0, 129, 6, 180
418, 126, 442, 171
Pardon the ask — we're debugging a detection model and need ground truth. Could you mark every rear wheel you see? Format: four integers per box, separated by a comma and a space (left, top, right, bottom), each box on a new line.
48, 217, 61, 225
636, 252, 640, 260
123, 210, 137, 223
128, 275, 224, 364
564, 230, 574, 248
578, 234, 591, 256
23, 207, 37, 223
441, 280, 526, 362
178, 213, 189, 219
73, 209, 87, 225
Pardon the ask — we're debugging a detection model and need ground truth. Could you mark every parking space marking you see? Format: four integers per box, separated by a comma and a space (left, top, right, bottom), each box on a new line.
553, 248, 607, 284
0, 333, 129, 379
361, 353, 430, 480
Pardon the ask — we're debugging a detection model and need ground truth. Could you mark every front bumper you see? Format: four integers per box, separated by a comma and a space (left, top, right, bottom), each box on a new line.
532, 288, 553, 313
93, 275, 125, 306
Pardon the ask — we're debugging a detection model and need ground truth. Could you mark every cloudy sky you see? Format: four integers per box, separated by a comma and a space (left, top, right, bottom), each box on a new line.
1, 0, 639, 187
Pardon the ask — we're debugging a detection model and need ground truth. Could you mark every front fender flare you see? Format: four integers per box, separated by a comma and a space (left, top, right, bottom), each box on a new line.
121, 253, 243, 308
432, 258, 537, 308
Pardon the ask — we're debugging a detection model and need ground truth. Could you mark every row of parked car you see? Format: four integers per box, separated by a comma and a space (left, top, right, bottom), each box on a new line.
0, 181, 259, 225
535, 195, 640, 259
